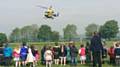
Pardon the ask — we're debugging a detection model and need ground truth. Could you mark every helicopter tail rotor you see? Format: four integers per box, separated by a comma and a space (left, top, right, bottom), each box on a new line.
36, 5, 48, 9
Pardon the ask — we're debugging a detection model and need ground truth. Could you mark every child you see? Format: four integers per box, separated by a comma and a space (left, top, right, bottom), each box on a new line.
0, 44, 4, 65
102, 44, 107, 64
41, 46, 46, 65
114, 43, 120, 66
70, 42, 78, 66
85, 42, 91, 64
53, 42, 60, 65
35, 49, 40, 65
13, 46, 21, 67
26, 46, 35, 67
3, 43, 13, 66
20, 43, 28, 67
44, 46, 53, 67
108, 46, 115, 64
79, 44, 86, 64
66, 44, 71, 64
60, 44, 67, 66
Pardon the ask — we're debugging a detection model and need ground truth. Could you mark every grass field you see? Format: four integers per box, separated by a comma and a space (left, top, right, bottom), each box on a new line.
37, 63, 114, 67
8, 41, 117, 67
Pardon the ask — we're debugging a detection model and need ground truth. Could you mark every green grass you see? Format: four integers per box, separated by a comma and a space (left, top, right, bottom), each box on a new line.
0, 63, 114, 67
35, 63, 114, 67
10, 41, 115, 49
8, 41, 116, 67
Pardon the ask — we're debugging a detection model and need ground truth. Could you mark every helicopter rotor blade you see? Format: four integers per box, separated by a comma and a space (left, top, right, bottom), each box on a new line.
36, 5, 48, 9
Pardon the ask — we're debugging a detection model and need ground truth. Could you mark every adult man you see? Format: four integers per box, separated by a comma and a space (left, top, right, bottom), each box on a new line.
90, 32, 103, 67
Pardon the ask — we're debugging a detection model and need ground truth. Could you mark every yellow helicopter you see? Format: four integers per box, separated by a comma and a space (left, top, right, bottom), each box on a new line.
37, 5, 59, 19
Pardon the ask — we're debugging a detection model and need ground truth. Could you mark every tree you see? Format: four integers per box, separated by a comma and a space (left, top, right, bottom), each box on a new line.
10, 24, 39, 42
21, 24, 39, 42
10, 28, 21, 42
29, 24, 39, 41
38, 25, 52, 41
0, 33, 7, 44
99, 20, 119, 39
85, 23, 99, 37
63, 24, 78, 41
51, 31, 60, 42
116, 31, 120, 39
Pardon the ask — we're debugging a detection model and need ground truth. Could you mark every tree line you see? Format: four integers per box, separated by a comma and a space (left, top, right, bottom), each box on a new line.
85, 20, 119, 40
0, 20, 119, 43
9, 24, 78, 42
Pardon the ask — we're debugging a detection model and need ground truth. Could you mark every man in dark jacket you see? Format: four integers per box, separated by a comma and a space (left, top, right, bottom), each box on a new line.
90, 32, 103, 67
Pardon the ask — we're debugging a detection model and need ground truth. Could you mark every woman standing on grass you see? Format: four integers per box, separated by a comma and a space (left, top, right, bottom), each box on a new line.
60, 44, 67, 66
44, 46, 53, 67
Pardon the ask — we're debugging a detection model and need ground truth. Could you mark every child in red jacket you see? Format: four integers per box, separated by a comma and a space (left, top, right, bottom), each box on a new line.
108, 46, 115, 64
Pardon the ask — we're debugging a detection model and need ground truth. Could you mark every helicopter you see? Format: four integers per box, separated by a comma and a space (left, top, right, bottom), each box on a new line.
37, 5, 59, 19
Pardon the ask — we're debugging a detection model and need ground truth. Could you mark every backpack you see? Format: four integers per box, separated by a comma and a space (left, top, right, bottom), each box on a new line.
20, 47, 28, 56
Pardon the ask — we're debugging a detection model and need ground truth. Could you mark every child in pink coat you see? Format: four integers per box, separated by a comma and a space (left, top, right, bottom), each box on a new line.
13, 46, 21, 67
35, 49, 40, 65
79, 44, 86, 64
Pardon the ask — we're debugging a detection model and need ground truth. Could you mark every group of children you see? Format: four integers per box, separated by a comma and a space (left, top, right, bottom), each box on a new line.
13, 43, 40, 67
107, 42, 120, 66
0, 42, 40, 67
0, 41, 120, 67
41, 42, 88, 67
41, 41, 120, 67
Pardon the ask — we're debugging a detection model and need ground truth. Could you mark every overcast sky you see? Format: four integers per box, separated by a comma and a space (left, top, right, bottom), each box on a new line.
0, 0, 120, 36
